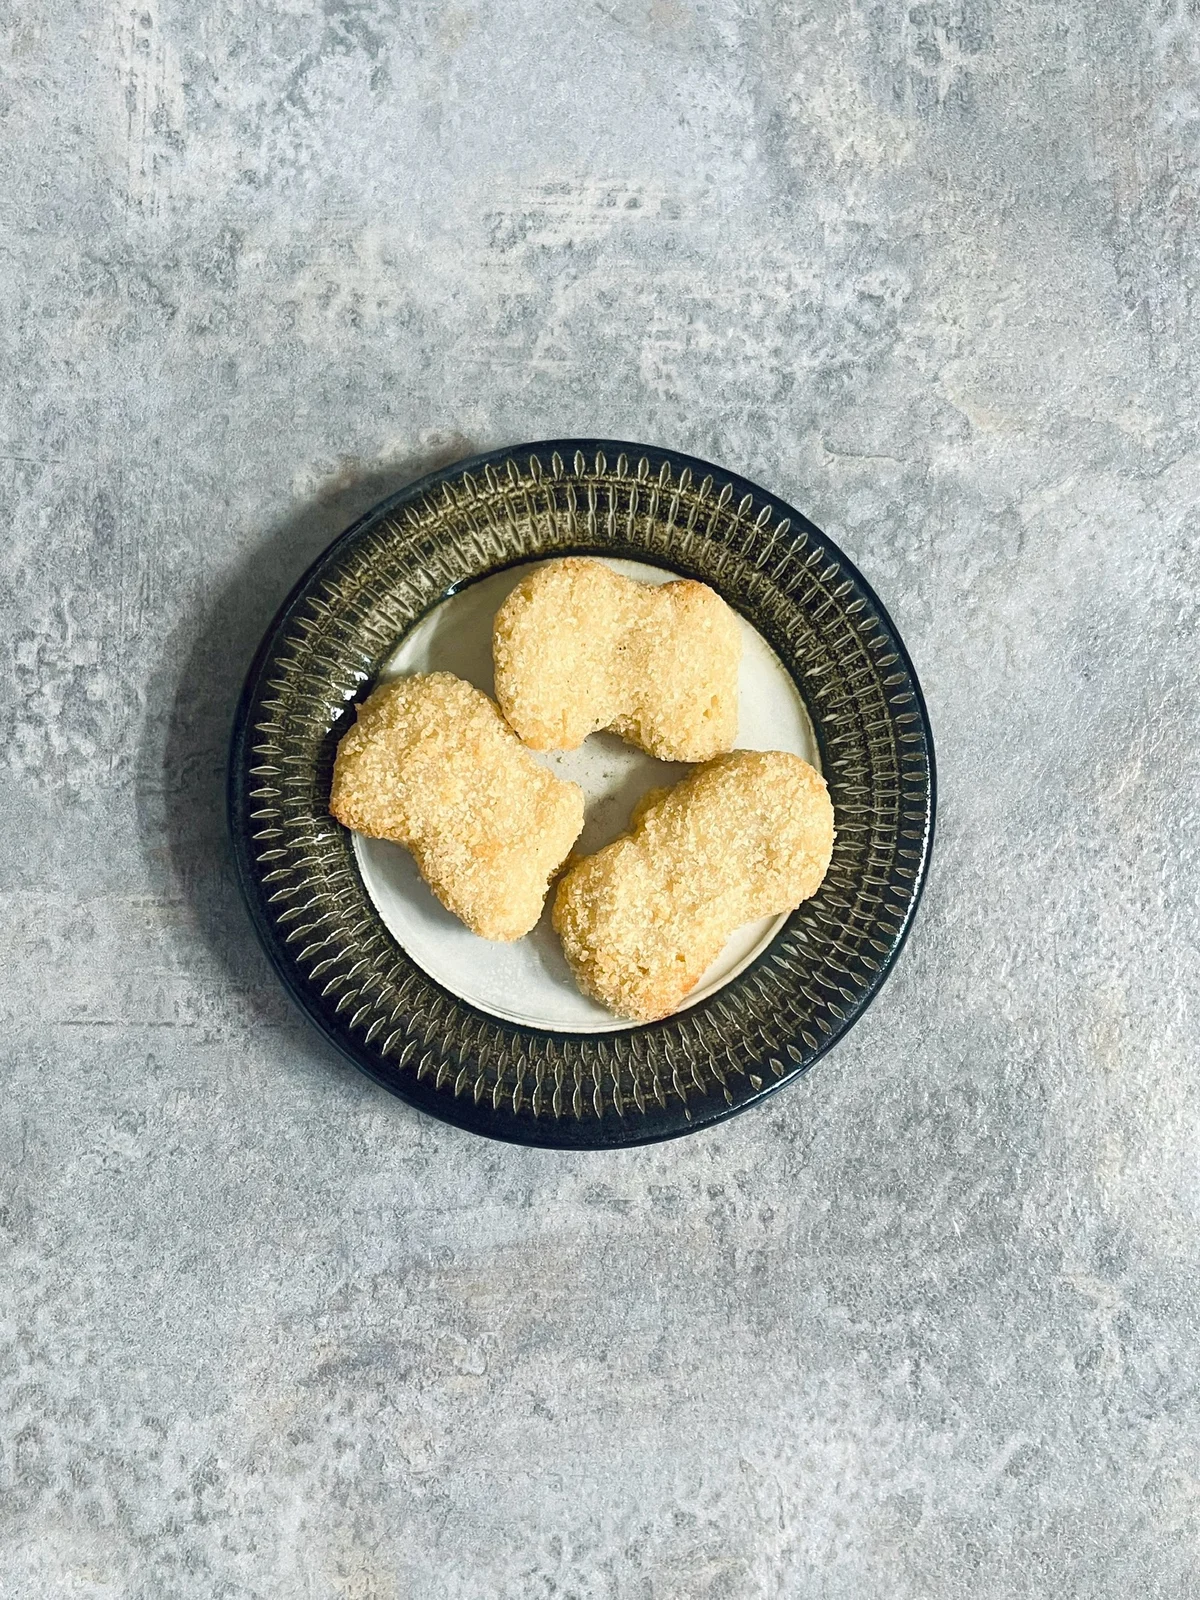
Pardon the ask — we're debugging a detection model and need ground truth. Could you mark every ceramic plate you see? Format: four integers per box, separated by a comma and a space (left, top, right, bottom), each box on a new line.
229, 441, 935, 1148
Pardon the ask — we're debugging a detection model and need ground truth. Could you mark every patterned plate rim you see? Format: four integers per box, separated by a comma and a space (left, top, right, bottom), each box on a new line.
228, 439, 937, 1148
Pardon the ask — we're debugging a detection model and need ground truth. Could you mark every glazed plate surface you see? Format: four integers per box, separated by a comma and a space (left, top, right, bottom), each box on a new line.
228, 441, 935, 1147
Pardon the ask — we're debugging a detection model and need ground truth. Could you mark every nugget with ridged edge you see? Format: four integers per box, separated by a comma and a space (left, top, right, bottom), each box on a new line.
330, 672, 584, 941
492, 557, 741, 761
552, 750, 835, 1021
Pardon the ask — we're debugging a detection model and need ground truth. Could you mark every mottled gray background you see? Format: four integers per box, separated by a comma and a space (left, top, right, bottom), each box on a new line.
3, 1, 1199, 1595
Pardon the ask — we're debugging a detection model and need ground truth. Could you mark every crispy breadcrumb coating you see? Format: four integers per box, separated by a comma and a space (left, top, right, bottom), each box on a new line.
330, 672, 584, 941
552, 750, 835, 1021
493, 558, 741, 762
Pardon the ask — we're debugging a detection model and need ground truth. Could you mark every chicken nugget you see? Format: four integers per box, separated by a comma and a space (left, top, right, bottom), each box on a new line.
552, 750, 834, 1020
493, 557, 741, 761
330, 672, 584, 941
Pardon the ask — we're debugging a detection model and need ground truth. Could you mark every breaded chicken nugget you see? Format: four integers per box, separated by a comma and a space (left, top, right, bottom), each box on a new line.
330, 672, 584, 941
552, 750, 834, 1020
493, 558, 741, 762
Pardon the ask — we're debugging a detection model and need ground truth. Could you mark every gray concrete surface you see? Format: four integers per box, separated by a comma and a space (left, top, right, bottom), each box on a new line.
4, 1, 1200, 1594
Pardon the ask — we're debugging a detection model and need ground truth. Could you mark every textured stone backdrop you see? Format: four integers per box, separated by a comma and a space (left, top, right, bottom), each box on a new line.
3, 1, 1200, 1595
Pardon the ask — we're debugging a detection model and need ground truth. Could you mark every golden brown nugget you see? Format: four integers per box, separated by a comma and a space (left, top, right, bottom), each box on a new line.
330, 672, 584, 942
552, 750, 834, 1021
492, 557, 741, 761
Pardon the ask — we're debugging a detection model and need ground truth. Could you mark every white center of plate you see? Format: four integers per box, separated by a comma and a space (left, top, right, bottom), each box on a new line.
353, 558, 820, 1033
